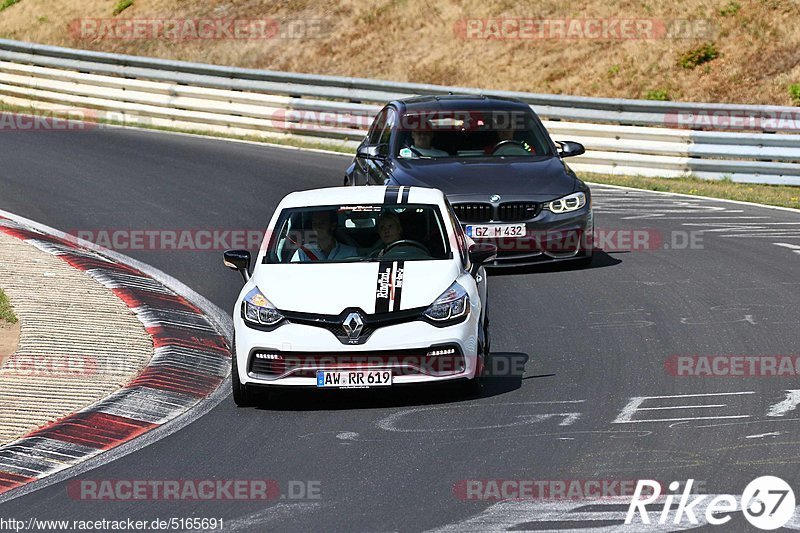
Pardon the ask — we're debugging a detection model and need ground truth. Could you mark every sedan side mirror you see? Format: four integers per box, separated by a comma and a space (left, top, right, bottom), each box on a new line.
223, 249, 251, 283
556, 141, 585, 158
468, 243, 497, 275
357, 143, 389, 160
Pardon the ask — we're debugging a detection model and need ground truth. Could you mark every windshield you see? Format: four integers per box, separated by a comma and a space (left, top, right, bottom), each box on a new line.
395, 109, 552, 158
263, 204, 452, 264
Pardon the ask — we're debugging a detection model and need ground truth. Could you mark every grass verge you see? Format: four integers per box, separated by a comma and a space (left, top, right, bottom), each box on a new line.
582, 173, 800, 210
0, 289, 17, 324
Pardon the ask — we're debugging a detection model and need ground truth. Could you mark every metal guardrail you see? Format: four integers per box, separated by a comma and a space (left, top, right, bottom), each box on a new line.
1, 38, 799, 185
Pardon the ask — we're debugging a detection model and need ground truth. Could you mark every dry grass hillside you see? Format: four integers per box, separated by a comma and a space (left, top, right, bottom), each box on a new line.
1, 0, 799, 105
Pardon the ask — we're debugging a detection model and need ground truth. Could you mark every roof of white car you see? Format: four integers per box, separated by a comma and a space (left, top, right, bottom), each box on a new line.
280, 186, 445, 208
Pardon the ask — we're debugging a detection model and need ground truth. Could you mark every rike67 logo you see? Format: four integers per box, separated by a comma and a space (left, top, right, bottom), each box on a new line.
626, 477, 796, 530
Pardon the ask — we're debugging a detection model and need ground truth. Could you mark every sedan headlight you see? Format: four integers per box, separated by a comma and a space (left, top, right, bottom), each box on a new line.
547, 192, 587, 214
241, 287, 284, 327
424, 282, 469, 324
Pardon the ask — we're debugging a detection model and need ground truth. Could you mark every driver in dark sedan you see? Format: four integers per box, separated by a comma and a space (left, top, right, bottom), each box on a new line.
484, 118, 533, 154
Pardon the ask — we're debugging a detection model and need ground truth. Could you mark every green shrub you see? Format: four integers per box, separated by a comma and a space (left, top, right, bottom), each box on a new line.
790, 83, 800, 105
112, 0, 133, 15
645, 89, 670, 101
719, 1, 741, 16
0, 289, 16, 324
678, 42, 719, 69
0, 0, 21, 12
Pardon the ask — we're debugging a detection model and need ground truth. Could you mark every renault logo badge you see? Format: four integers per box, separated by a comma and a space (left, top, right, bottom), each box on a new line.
342, 312, 364, 339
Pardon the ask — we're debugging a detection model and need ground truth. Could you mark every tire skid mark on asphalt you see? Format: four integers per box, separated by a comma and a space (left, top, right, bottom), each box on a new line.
376, 401, 586, 433
588, 308, 655, 330
0, 215, 230, 497
678, 302, 797, 326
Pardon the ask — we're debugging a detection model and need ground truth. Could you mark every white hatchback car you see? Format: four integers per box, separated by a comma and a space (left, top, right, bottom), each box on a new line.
223, 186, 496, 406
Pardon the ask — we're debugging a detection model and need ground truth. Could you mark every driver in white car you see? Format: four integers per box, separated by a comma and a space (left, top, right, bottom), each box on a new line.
374, 211, 404, 257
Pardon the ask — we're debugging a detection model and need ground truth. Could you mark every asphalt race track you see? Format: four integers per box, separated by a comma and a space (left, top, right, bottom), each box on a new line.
1, 126, 800, 531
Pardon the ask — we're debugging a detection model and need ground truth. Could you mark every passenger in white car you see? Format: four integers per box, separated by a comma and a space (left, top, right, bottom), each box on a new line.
290, 210, 357, 262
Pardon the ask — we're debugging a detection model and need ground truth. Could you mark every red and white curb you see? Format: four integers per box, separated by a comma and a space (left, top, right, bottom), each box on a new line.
0, 213, 231, 498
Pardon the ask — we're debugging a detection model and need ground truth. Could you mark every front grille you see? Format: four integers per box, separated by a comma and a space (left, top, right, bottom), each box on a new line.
497, 202, 540, 222
325, 325, 375, 339
452, 202, 540, 223
249, 346, 465, 379
281, 307, 423, 345
452, 203, 492, 223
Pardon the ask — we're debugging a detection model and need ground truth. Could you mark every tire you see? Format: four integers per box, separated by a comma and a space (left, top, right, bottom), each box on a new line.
458, 318, 489, 399
231, 342, 259, 407
576, 223, 595, 268
483, 307, 491, 360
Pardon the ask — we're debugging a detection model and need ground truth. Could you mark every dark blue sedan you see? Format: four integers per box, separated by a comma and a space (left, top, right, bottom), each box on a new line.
345, 95, 593, 267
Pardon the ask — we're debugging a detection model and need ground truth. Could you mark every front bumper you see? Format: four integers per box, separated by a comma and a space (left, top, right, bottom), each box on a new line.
234, 310, 481, 387
466, 207, 593, 267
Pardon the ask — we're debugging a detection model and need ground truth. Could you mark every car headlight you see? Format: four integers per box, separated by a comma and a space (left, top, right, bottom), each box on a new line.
424, 282, 469, 324
547, 192, 587, 214
241, 287, 284, 327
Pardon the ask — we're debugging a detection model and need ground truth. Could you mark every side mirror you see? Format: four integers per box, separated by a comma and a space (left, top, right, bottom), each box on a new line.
556, 141, 585, 158
357, 143, 389, 160
223, 249, 251, 283
468, 243, 497, 275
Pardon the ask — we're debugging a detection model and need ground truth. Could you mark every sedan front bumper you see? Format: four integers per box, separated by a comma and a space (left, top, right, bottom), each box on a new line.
466, 207, 593, 267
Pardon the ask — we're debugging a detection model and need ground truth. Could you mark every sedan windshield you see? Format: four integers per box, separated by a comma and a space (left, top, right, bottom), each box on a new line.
263, 204, 452, 264
395, 110, 552, 158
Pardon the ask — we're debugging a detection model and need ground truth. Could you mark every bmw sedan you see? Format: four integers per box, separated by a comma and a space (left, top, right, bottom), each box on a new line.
345, 95, 593, 267
223, 186, 497, 406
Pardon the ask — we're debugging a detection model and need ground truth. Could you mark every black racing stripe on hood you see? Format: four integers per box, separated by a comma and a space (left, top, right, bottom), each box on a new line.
375, 260, 393, 313
375, 260, 406, 313
383, 186, 410, 205
392, 260, 405, 312
384, 186, 401, 204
